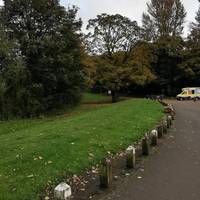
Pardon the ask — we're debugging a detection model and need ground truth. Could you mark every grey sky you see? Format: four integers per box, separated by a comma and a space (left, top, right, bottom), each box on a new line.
63, 0, 199, 36
0, 0, 199, 35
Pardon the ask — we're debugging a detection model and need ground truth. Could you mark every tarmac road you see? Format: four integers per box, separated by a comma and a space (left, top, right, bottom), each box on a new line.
97, 101, 200, 200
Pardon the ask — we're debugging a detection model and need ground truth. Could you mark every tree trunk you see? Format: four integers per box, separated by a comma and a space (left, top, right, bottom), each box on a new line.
111, 90, 118, 103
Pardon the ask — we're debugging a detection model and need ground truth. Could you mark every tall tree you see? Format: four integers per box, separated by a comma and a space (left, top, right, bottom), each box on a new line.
87, 14, 154, 102
81, 48, 97, 89
142, 0, 186, 40
85, 14, 145, 102
152, 36, 185, 96
188, 4, 200, 47
180, 2, 200, 87
84, 43, 156, 102
86, 13, 141, 61
0, 28, 30, 119
0, 1, 84, 118
141, 13, 156, 41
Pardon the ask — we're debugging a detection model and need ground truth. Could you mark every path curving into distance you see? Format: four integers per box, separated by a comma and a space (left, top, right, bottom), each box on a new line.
96, 101, 200, 200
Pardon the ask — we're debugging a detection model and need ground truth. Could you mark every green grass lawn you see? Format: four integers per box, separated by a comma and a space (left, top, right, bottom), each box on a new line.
0, 99, 164, 200
81, 92, 111, 103
43, 92, 111, 117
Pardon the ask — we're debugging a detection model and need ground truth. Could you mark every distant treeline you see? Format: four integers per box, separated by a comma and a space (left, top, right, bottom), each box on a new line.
0, 0, 200, 119
83, 0, 200, 102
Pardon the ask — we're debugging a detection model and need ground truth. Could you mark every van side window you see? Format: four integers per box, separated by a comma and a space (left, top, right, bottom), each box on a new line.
188, 90, 192, 95
192, 90, 195, 94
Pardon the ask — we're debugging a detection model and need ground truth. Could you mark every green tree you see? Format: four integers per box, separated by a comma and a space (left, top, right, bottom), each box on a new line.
86, 13, 149, 102
127, 42, 156, 87
0, 29, 30, 119
152, 36, 185, 96
180, 2, 200, 86
142, 0, 186, 40
0, 1, 84, 118
142, 13, 157, 41
188, 4, 200, 48
81, 48, 97, 89
86, 13, 141, 61
86, 43, 156, 102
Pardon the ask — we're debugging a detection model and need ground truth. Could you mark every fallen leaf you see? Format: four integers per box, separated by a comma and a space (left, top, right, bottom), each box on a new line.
38, 156, 43, 160
27, 174, 34, 178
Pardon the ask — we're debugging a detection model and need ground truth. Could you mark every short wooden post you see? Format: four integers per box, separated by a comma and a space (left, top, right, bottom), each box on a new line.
171, 112, 175, 120
167, 115, 172, 126
166, 115, 172, 128
169, 107, 175, 120
166, 116, 170, 128
150, 130, 158, 146
142, 135, 150, 156
99, 159, 112, 188
163, 120, 168, 134
126, 146, 136, 169
156, 124, 163, 138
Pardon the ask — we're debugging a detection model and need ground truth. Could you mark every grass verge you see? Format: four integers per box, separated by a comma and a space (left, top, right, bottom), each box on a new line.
81, 92, 111, 104
0, 99, 164, 200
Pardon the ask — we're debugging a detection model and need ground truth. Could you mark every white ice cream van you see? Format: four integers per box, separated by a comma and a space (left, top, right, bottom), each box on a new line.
176, 87, 200, 100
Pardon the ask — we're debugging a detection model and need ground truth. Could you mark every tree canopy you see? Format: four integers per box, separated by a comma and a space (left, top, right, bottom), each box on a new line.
86, 13, 141, 60
1, 0, 200, 118
142, 0, 186, 40
85, 14, 156, 102
179, 2, 200, 87
83, 2, 200, 99
0, 1, 84, 119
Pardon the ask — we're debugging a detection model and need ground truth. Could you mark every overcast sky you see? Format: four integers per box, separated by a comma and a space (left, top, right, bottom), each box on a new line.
0, 0, 199, 36
63, 0, 199, 36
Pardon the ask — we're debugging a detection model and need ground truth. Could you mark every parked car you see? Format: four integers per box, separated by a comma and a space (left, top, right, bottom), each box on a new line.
176, 87, 200, 100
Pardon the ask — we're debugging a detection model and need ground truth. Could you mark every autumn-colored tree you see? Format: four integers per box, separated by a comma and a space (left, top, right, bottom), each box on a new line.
127, 42, 156, 86
85, 13, 156, 102
85, 42, 156, 102
80, 48, 97, 89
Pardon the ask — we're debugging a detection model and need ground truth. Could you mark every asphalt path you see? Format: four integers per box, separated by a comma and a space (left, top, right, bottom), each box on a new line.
97, 101, 200, 200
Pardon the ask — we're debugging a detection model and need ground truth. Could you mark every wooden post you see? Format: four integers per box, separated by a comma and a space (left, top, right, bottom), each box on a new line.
150, 130, 158, 146
166, 115, 171, 128
163, 120, 168, 134
126, 146, 136, 169
156, 124, 163, 138
142, 135, 150, 156
171, 112, 175, 120
166, 116, 170, 128
167, 115, 172, 126
99, 159, 112, 188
